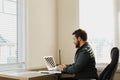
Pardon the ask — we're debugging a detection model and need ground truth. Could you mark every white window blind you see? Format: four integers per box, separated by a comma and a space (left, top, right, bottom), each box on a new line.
79, 0, 118, 63
0, 0, 25, 67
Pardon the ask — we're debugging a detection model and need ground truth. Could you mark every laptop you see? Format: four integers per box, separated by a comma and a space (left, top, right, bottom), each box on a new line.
38, 56, 61, 74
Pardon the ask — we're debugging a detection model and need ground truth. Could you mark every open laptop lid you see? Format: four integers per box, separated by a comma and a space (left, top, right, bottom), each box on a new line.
43, 56, 57, 71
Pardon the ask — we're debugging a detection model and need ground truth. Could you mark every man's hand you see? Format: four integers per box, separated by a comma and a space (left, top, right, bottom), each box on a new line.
56, 64, 66, 71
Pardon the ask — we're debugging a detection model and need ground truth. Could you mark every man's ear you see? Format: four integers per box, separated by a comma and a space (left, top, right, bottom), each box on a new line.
78, 37, 81, 41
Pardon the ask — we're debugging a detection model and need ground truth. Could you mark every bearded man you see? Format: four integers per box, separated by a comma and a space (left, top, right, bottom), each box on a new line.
57, 29, 98, 80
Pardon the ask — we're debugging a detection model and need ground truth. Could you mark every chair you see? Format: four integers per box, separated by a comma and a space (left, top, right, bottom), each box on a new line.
99, 47, 119, 80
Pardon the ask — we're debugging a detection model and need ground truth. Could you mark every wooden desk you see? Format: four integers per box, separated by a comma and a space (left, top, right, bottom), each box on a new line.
0, 70, 58, 80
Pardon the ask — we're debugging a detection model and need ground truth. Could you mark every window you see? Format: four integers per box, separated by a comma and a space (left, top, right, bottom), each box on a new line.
0, 0, 25, 70
79, 0, 119, 64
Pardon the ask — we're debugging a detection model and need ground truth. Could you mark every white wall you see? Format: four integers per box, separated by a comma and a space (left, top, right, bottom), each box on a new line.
25, 0, 57, 69
118, 0, 120, 46
57, 0, 79, 64
25, 0, 79, 69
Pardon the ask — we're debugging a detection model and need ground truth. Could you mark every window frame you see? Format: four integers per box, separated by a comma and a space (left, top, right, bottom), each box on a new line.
0, 0, 25, 71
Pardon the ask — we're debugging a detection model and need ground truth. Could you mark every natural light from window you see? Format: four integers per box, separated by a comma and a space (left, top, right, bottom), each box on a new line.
0, 0, 18, 64
79, 0, 116, 63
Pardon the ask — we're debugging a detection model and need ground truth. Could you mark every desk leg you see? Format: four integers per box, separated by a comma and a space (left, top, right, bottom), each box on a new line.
57, 74, 61, 80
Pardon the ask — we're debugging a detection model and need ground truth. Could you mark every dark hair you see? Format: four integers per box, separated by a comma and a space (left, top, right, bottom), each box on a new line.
72, 29, 87, 41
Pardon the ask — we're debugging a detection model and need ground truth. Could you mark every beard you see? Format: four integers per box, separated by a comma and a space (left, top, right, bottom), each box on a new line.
75, 41, 80, 48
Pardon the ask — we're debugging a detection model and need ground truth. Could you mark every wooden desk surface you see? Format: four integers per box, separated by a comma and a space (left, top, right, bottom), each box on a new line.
0, 70, 57, 80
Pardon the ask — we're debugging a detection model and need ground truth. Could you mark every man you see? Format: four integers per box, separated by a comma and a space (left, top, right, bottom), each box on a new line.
57, 29, 98, 80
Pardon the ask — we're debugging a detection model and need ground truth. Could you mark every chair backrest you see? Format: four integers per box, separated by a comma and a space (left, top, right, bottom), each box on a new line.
99, 47, 119, 80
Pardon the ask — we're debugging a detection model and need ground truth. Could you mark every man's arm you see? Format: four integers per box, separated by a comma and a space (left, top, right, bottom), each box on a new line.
62, 52, 90, 74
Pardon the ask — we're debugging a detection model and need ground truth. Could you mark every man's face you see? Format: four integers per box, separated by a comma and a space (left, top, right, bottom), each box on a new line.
73, 35, 80, 48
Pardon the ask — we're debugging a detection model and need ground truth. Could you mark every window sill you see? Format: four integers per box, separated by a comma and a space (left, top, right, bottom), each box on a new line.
96, 63, 120, 73
0, 63, 25, 71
